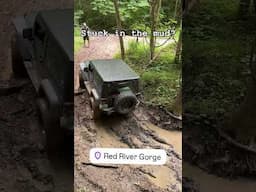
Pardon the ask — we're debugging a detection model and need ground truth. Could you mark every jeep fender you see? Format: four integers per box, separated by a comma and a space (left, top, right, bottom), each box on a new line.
91, 88, 99, 101
38, 79, 61, 119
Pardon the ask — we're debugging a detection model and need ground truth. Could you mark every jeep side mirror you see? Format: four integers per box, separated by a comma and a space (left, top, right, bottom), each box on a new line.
23, 28, 33, 39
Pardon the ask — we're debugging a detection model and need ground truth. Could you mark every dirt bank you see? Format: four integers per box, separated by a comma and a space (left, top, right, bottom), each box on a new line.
184, 162, 256, 192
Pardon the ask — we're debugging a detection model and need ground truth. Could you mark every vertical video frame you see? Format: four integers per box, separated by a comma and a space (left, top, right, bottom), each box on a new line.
74, 0, 182, 191
183, 0, 256, 192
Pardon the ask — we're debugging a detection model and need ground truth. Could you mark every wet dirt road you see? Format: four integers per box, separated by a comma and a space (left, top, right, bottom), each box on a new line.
74, 36, 182, 192
0, 1, 73, 192
184, 162, 256, 192
0, 81, 73, 192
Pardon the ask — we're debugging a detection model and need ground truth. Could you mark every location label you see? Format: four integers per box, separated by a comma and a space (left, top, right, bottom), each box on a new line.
90, 148, 167, 165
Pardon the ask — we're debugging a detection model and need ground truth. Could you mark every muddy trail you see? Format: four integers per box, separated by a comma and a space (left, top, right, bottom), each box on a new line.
74, 36, 182, 192
183, 113, 256, 178
0, 1, 73, 192
0, 80, 73, 192
183, 162, 256, 192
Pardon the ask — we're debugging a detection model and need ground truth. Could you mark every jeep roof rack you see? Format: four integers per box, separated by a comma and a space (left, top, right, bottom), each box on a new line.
90, 59, 139, 82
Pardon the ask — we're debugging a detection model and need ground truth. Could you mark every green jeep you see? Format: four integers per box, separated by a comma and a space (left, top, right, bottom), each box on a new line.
12, 9, 73, 151
80, 59, 140, 118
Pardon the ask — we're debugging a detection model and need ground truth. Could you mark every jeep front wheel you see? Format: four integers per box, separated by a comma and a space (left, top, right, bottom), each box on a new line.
90, 97, 101, 119
36, 98, 63, 153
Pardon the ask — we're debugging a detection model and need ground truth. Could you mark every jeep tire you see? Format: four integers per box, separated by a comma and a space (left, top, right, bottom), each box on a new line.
79, 71, 85, 89
90, 97, 101, 119
114, 91, 137, 115
11, 35, 27, 78
36, 98, 63, 153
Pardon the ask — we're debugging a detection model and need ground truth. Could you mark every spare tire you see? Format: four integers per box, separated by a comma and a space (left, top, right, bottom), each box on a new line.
114, 90, 137, 115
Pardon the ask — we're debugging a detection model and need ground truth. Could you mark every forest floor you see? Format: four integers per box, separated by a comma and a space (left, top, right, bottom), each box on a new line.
0, 1, 74, 192
74, 35, 182, 192
183, 0, 256, 190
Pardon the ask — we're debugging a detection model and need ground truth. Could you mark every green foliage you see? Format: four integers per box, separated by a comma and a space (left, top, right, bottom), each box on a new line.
141, 70, 180, 107
183, 0, 256, 116
74, 0, 182, 110
74, 27, 84, 53
74, 9, 84, 26
90, 0, 116, 15
74, 0, 181, 32
116, 41, 181, 110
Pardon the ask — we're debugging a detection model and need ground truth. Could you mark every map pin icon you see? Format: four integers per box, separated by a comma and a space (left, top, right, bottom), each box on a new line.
95, 151, 101, 160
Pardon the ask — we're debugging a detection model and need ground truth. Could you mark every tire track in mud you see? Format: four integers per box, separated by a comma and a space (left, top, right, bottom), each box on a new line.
0, 82, 54, 192
75, 35, 182, 192
0, 81, 74, 192
75, 92, 182, 192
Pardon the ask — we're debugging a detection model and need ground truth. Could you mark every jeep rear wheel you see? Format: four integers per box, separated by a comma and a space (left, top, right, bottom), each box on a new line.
114, 91, 137, 115
90, 97, 101, 119
11, 35, 27, 78
79, 71, 86, 89
36, 98, 63, 153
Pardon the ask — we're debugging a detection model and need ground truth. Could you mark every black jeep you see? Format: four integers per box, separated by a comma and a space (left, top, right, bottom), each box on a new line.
80, 59, 140, 118
12, 9, 73, 151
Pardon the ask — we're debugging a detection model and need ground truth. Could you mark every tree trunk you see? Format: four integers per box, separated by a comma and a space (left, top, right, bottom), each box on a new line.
113, 0, 125, 60
173, 0, 179, 19
150, 0, 162, 60
183, 0, 199, 14
175, 31, 182, 63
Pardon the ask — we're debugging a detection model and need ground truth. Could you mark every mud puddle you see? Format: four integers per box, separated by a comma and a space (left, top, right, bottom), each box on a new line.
147, 166, 177, 189
95, 119, 181, 190
75, 98, 182, 191
74, 34, 182, 191
94, 119, 128, 148
143, 122, 182, 155
142, 122, 182, 190
184, 162, 256, 192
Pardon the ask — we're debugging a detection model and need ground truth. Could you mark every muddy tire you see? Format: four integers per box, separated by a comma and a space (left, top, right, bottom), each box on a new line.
37, 98, 63, 153
114, 91, 137, 115
79, 71, 86, 89
11, 35, 27, 78
90, 97, 101, 119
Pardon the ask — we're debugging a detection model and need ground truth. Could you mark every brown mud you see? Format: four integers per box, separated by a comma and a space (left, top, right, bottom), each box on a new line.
74, 35, 182, 192
184, 162, 256, 192
0, 1, 73, 192
183, 114, 256, 178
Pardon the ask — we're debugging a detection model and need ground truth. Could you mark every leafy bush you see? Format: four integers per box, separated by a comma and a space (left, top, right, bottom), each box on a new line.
74, 27, 84, 53
116, 40, 181, 110
183, 0, 255, 116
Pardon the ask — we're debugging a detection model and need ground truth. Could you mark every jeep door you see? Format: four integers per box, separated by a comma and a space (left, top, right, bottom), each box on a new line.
33, 18, 48, 84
